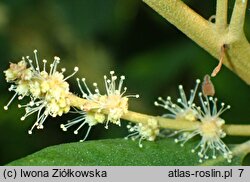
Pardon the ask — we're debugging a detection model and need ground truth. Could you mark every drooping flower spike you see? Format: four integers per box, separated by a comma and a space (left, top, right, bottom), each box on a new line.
125, 119, 159, 148
4, 50, 78, 134
154, 79, 200, 122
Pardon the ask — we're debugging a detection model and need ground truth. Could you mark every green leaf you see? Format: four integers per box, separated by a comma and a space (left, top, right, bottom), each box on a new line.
7, 138, 247, 166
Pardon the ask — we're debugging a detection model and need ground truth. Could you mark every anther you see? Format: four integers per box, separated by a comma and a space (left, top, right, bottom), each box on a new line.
74, 67, 79, 72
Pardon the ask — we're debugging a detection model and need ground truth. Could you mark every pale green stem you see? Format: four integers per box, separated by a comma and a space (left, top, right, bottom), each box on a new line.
223, 125, 250, 137
216, 0, 228, 32
143, 0, 250, 85
229, 0, 248, 37
233, 140, 250, 156
68, 94, 250, 137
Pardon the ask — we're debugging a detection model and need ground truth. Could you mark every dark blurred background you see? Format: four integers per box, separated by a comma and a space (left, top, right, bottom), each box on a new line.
0, 0, 249, 165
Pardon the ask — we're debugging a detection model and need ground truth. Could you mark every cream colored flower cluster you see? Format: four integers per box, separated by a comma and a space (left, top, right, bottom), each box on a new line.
125, 119, 159, 148
61, 71, 139, 141
4, 50, 78, 134
155, 76, 232, 163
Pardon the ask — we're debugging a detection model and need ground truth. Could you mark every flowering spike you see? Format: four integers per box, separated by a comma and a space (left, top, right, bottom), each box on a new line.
4, 50, 74, 134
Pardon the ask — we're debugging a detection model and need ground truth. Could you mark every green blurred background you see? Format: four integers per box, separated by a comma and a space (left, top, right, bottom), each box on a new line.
0, 0, 249, 165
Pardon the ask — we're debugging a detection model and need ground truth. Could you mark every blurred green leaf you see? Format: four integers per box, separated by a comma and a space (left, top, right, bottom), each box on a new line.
56, 0, 138, 39
7, 138, 246, 166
